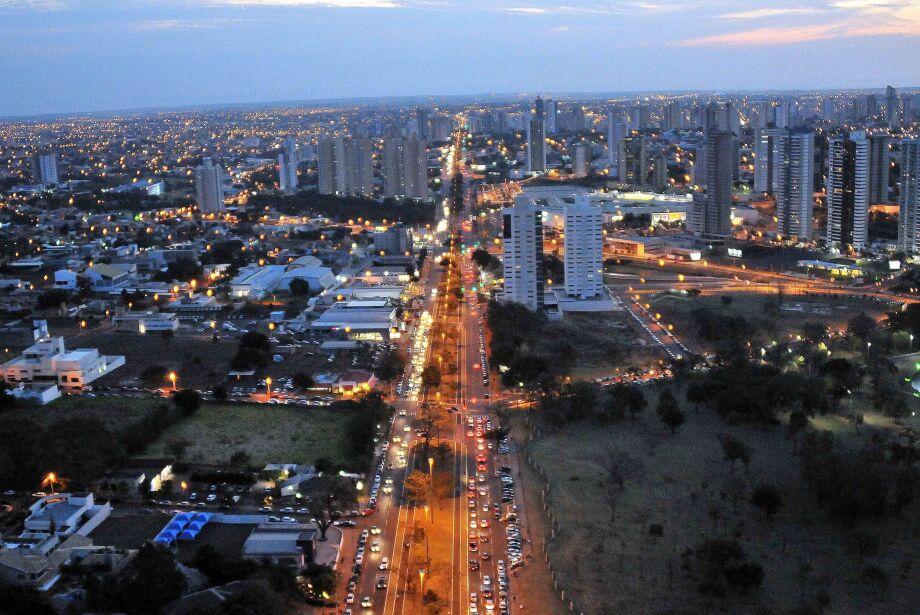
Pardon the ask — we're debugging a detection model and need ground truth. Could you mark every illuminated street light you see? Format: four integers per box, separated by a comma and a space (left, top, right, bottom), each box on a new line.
266, 377, 272, 399
168, 371, 177, 390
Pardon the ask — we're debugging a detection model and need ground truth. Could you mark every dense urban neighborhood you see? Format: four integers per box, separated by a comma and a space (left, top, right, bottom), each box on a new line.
2, 1, 920, 612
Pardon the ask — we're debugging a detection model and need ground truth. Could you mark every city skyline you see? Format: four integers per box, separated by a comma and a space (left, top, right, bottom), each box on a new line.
2, 0, 919, 116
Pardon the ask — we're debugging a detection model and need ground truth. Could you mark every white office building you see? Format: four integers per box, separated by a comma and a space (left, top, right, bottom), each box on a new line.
773, 129, 815, 239
278, 136, 298, 195
501, 199, 544, 311
826, 132, 870, 249
1, 336, 125, 390
194, 157, 226, 213
899, 140, 920, 253
563, 196, 604, 299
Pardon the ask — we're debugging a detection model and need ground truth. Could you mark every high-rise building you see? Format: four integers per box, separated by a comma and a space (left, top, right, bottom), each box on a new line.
563, 196, 604, 300
342, 137, 373, 197
502, 199, 544, 311
278, 136, 298, 195
690, 130, 734, 239
383, 137, 428, 200
652, 152, 669, 190
886, 85, 900, 131
317, 137, 339, 195
573, 142, 591, 178
31, 153, 58, 185
194, 157, 226, 213
527, 98, 547, 174
607, 107, 627, 170
867, 133, 891, 203
663, 101, 681, 131
544, 99, 558, 134
754, 127, 785, 194
826, 132, 870, 249
316, 136, 372, 197
773, 129, 815, 240
618, 135, 647, 186
416, 107, 430, 141
898, 140, 920, 253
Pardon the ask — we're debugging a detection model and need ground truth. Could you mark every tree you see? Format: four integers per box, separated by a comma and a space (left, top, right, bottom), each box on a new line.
165, 438, 190, 464
288, 277, 312, 296
87, 543, 186, 615
718, 434, 751, 474
656, 389, 685, 434
600, 447, 643, 522
301, 475, 356, 540
172, 389, 201, 416
376, 348, 407, 382
292, 372, 315, 390
223, 581, 285, 615
140, 364, 168, 387
820, 357, 862, 400
229, 450, 251, 468
421, 364, 442, 389
609, 383, 647, 419
750, 483, 783, 519
415, 404, 452, 456
403, 470, 432, 506
847, 312, 876, 341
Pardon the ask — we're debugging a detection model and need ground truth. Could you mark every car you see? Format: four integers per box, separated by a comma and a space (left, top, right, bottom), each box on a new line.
360, 596, 373, 608
371, 541, 380, 552
355, 553, 364, 565
346, 593, 355, 604
379, 557, 389, 570
268, 516, 281, 522
259, 506, 272, 513
282, 516, 296, 523
297, 507, 308, 514
376, 576, 388, 590
469, 560, 480, 571
481, 552, 491, 561
469, 541, 478, 552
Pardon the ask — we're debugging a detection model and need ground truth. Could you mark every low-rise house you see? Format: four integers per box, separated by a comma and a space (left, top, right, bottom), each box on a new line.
241, 524, 316, 569
113, 311, 179, 334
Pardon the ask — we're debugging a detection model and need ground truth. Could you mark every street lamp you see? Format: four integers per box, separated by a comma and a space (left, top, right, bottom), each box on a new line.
418, 569, 426, 597
265, 377, 272, 399
168, 371, 177, 390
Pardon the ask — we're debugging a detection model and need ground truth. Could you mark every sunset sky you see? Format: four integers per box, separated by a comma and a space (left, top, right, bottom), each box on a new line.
1, 0, 918, 116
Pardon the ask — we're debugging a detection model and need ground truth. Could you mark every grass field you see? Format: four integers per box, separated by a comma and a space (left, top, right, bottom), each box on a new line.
6, 395, 164, 431
143, 403, 353, 468
524, 397, 919, 614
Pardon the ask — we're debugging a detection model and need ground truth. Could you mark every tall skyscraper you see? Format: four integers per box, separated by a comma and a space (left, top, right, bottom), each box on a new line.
316, 136, 372, 197
690, 130, 734, 239
867, 133, 891, 203
826, 132, 870, 249
342, 137, 373, 197
618, 135, 647, 186
563, 196, 604, 300
607, 107, 627, 170
527, 98, 547, 174
502, 199, 544, 311
573, 142, 591, 178
754, 127, 785, 194
194, 157, 225, 213
317, 137, 339, 195
278, 136, 298, 195
773, 129, 815, 239
652, 152, 669, 190
416, 107, 430, 141
663, 101, 681, 131
31, 153, 58, 185
544, 99, 558, 134
898, 140, 920, 253
886, 85, 900, 131
383, 137, 427, 200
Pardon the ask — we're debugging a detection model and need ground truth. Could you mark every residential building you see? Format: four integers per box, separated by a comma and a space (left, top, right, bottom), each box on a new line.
242, 524, 316, 569
373, 223, 413, 255
651, 152, 669, 190
607, 107, 627, 171
194, 157, 225, 213
562, 196, 604, 300
773, 129, 815, 239
753, 127, 785, 194
544, 99, 558, 134
618, 135, 647, 186
527, 98, 546, 174
886, 85, 900, 130
501, 199, 544, 311
383, 138, 427, 199
867, 133, 891, 203
826, 132, 870, 249
343, 137, 373, 197
1, 335, 125, 389
278, 136, 298, 195
31, 153, 58, 185
690, 130, 734, 239
899, 139, 920, 253
316, 137, 338, 195
573, 142, 591, 178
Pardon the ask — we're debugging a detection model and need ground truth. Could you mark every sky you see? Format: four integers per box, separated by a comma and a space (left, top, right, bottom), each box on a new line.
1, 0, 919, 117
